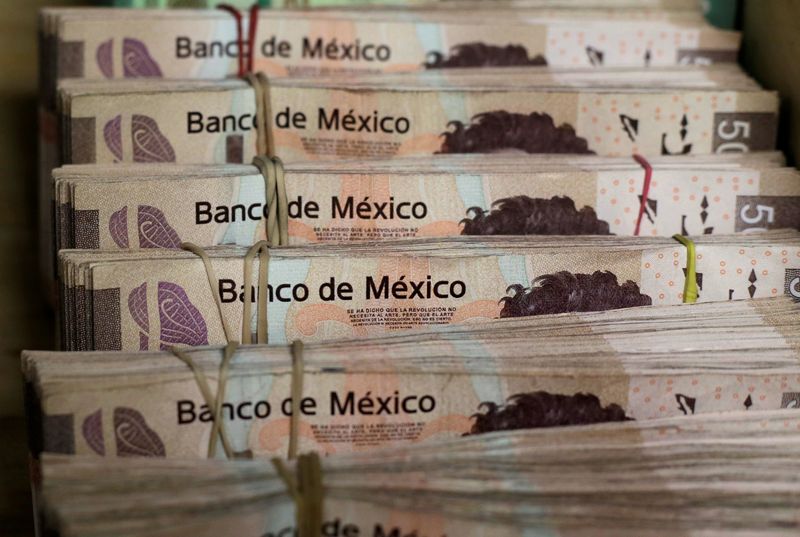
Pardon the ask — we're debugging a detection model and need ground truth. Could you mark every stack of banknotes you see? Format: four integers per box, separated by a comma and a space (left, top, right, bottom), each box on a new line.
39, 409, 800, 536
36, 3, 750, 285
53, 153, 797, 250
24, 297, 800, 459
28, 1, 800, 534
58, 230, 800, 349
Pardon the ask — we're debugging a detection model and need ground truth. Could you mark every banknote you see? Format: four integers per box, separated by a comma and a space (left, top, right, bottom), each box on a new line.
57, 231, 800, 350
36, 66, 776, 298
110, 0, 703, 9
38, 407, 800, 537
34, 4, 740, 298
23, 296, 800, 460
42, 4, 736, 101
58, 70, 778, 165
52, 154, 800, 251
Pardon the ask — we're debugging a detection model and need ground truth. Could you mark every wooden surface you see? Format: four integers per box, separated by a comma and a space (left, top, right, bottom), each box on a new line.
741, 0, 800, 165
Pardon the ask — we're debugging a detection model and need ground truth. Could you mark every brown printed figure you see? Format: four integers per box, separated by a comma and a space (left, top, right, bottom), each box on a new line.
466, 391, 632, 435
424, 42, 547, 69
461, 195, 611, 236
499, 271, 653, 317
439, 111, 594, 154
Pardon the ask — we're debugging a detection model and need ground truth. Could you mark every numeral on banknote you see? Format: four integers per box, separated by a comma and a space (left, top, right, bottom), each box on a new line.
713, 112, 777, 153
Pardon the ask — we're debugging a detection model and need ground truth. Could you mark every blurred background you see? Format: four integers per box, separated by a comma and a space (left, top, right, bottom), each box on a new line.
0, 0, 797, 535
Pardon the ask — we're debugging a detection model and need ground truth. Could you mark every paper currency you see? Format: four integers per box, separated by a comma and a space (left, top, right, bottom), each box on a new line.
57, 230, 800, 351
52, 153, 799, 250
41, 5, 736, 99
34, 5, 740, 297
110, 0, 703, 9
23, 297, 800, 460
58, 67, 777, 166
36, 409, 800, 536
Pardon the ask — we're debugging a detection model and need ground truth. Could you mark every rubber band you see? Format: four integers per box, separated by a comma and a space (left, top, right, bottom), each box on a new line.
181, 242, 236, 343
632, 154, 653, 236
219, 4, 261, 77
673, 234, 699, 304
256, 72, 274, 157
288, 340, 304, 460
246, 73, 268, 156
217, 5, 245, 77
246, 4, 260, 74
171, 341, 239, 459
241, 240, 271, 344
252, 156, 288, 246
272, 452, 323, 537
245, 73, 274, 158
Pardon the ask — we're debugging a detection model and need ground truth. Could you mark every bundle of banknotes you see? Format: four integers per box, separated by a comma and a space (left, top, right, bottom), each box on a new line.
53, 153, 799, 251
58, 230, 800, 349
57, 66, 775, 165
24, 297, 800, 459
109, 0, 703, 9
35, 2, 750, 285
42, 65, 778, 282
39, 409, 800, 536
28, 1, 800, 534
41, 4, 735, 94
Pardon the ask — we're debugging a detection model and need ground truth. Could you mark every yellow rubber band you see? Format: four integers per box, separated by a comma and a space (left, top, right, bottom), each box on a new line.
673, 234, 698, 304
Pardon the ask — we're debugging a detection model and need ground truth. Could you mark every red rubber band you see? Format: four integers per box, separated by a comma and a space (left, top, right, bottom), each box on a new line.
218, 4, 245, 77
247, 4, 260, 73
632, 154, 653, 236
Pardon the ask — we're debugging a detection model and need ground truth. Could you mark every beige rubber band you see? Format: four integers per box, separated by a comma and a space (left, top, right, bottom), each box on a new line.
272, 452, 323, 537
288, 340, 304, 460
241, 240, 271, 344
180, 242, 235, 343
171, 341, 239, 459
252, 156, 288, 247
245, 72, 268, 157
256, 72, 275, 157
176, 229, 279, 460
245, 72, 274, 157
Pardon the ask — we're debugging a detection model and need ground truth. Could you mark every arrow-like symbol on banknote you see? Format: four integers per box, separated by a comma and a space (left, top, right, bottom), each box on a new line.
619, 114, 639, 141
676, 394, 696, 415
586, 46, 604, 66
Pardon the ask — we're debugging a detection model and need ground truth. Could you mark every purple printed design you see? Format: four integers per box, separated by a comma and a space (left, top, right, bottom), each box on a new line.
132, 115, 176, 163
96, 39, 114, 78
128, 282, 149, 350
126, 280, 207, 349
114, 407, 166, 457
158, 281, 209, 349
82, 409, 105, 455
138, 205, 181, 248
109, 206, 129, 248
123, 38, 163, 78
104, 115, 123, 161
